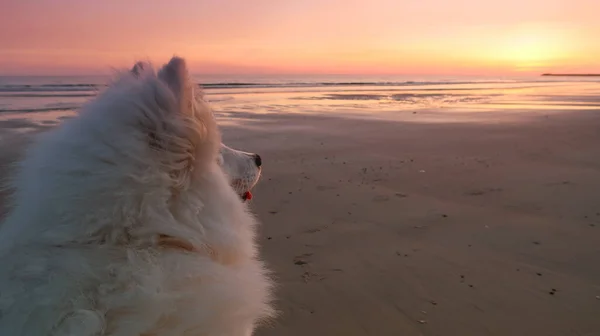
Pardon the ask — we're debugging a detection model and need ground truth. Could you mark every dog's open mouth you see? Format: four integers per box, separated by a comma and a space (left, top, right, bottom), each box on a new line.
241, 191, 253, 201
232, 178, 257, 202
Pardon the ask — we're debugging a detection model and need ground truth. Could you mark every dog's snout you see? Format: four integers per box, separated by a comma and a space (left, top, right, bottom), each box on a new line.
254, 154, 262, 168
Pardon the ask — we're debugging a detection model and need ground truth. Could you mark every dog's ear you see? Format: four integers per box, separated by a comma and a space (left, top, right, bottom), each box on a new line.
131, 61, 152, 78
146, 57, 220, 190
157, 57, 195, 116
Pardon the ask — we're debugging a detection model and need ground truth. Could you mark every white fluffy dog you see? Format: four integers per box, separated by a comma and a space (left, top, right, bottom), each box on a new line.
0, 57, 275, 335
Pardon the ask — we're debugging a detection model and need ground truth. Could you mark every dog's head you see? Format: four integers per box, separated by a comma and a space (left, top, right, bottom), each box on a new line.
128, 58, 262, 201
218, 144, 262, 201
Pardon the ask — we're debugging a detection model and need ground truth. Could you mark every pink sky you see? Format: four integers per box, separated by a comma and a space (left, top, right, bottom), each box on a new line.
1, 0, 598, 75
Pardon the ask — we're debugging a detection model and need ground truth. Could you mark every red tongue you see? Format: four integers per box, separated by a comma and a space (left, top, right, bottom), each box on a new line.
243, 191, 253, 201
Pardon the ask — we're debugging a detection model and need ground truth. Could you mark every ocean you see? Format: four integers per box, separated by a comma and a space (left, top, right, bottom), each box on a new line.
1, 74, 599, 132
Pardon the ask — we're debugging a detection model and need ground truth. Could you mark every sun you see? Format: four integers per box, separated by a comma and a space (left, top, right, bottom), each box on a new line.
505, 34, 554, 62
493, 24, 573, 71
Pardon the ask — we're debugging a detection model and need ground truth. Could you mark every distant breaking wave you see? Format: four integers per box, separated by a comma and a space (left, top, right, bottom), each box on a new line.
2, 93, 96, 98
0, 106, 79, 113
0, 80, 518, 94
198, 80, 515, 89
0, 84, 101, 92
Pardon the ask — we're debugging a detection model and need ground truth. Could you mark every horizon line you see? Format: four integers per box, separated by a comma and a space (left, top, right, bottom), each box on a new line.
0, 73, 547, 78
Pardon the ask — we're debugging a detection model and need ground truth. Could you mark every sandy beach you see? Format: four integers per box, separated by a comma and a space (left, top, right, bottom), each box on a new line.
1, 81, 600, 335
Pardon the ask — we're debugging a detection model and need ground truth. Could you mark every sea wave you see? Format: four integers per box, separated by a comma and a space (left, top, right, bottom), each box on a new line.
0, 93, 96, 98
0, 106, 79, 113
200, 80, 516, 89
0, 80, 518, 93
0, 84, 102, 92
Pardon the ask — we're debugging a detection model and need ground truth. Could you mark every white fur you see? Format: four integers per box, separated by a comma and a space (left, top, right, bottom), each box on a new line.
218, 144, 262, 197
0, 57, 275, 335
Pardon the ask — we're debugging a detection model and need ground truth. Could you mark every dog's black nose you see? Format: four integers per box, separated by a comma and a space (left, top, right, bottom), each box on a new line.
254, 154, 262, 167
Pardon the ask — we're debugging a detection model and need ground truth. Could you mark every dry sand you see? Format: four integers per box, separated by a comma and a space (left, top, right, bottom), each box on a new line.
219, 107, 600, 336
2, 103, 600, 335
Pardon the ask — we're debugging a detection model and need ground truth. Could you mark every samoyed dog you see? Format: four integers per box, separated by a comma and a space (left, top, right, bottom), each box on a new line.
0, 57, 275, 335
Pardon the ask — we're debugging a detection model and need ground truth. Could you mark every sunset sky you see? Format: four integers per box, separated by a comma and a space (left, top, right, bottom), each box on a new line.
1, 0, 598, 76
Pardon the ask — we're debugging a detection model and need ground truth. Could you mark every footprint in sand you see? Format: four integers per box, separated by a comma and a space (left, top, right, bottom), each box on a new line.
293, 253, 314, 266
373, 195, 390, 202
302, 271, 326, 283
466, 188, 503, 196
303, 224, 329, 234
304, 228, 321, 234
545, 181, 572, 186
